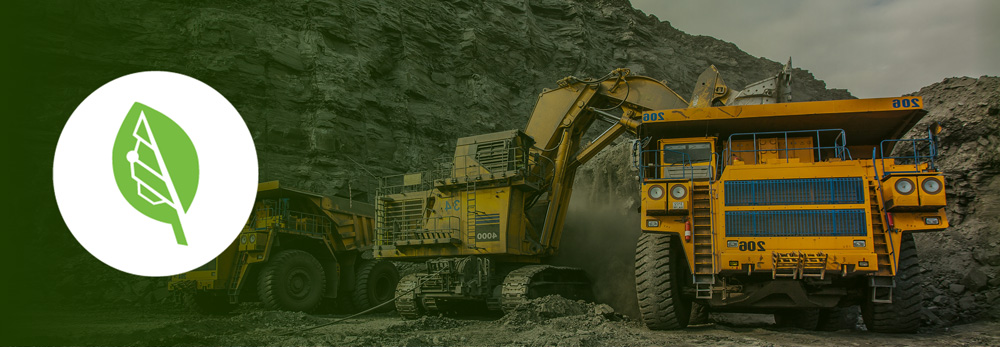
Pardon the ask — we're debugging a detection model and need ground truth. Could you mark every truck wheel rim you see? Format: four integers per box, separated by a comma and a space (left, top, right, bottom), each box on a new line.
374, 275, 393, 302
288, 268, 310, 299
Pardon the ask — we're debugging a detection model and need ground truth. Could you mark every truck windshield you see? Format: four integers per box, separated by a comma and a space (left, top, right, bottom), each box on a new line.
662, 143, 712, 164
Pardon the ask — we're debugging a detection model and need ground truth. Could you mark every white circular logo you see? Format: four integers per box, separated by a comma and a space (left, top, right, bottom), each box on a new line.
53, 71, 258, 277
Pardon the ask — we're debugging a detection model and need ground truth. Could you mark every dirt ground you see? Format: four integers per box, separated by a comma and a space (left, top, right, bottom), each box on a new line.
23, 297, 1000, 347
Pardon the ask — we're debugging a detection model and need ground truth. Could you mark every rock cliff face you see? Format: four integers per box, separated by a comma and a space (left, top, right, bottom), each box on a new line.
22, 0, 850, 200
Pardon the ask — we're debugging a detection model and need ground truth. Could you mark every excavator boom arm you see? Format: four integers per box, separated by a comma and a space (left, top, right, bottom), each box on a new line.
526, 69, 689, 253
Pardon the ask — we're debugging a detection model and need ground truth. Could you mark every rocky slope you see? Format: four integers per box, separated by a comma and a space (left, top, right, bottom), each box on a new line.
904, 77, 1000, 324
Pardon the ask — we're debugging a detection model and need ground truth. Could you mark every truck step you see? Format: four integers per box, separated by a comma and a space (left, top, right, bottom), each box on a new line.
870, 276, 895, 303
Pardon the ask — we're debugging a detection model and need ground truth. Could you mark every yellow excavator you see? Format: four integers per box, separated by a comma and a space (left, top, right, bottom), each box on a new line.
374, 67, 689, 316
376, 61, 946, 334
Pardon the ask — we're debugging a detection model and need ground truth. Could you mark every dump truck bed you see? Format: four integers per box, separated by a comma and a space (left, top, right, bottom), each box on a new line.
640, 97, 927, 156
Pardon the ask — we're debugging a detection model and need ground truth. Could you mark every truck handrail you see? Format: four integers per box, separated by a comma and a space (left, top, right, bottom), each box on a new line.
376, 147, 555, 197
874, 127, 939, 180
375, 216, 462, 246
442, 147, 554, 186
725, 129, 852, 166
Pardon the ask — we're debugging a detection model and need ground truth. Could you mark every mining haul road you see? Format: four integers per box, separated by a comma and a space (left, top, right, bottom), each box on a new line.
19, 296, 1000, 346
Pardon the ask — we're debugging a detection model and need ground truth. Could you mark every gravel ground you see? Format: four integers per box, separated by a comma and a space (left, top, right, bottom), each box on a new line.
21, 296, 1000, 346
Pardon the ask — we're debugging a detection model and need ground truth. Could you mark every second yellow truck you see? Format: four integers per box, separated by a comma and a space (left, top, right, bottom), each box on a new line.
169, 181, 399, 314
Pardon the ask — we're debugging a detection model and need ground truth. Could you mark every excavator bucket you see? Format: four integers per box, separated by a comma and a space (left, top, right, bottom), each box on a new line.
689, 65, 730, 108
726, 57, 792, 105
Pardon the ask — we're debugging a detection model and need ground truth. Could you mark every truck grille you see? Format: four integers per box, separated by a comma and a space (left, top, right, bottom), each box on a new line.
724, 177, 864, 206
725, 209, 867, 237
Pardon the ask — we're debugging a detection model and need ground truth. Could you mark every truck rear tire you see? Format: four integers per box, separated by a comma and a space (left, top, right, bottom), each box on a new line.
352, 259, 400, 312
774, 309, 820, 329
862, 233, 923, 333
636, 232, 691, 330
257, 249, 326, 312
189, 292, 236, 315
689, 302, 710, 325
817, 306, 857, 331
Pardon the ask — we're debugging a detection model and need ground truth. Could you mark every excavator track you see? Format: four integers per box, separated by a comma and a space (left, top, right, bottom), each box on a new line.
422, 297, 440, 314
395, 274, 423, 319
500, 265, 591, 313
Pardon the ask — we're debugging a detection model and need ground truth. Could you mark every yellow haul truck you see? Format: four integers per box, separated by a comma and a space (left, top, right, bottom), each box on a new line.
168, 181, 399, 314
634, 66, 946, 333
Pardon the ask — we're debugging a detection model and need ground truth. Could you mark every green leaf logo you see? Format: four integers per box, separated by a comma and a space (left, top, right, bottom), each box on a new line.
112, 102, 199, 245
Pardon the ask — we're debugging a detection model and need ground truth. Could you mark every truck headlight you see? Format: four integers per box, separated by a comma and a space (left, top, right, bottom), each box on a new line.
924, 217, 940, 225
922, 177, 942, 194
646, 220, 659, 228
249, 234, 256, 243
670, 184, 687, 199
648, 185, 664, 200
853, 240, 866, 247
895, 178, 915, 195
240, 235, 247, 244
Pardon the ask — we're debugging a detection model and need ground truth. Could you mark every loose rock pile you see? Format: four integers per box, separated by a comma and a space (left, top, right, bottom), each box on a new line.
500, 295, 623, 327
497, 295, 641, 346
905, 76, 1000, 324
386, 315, 472, 333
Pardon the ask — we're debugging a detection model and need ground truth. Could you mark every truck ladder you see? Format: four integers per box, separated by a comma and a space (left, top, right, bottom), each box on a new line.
227, 252, 249, 303
772, 252, 800, 278
375, 191, 386, 246
869, 181, 896, 303
770, 252, 828, 279
465, 180, 477, 248
691, 181, 715, 299
226, 215, 259, 303
800, 252, 828, 279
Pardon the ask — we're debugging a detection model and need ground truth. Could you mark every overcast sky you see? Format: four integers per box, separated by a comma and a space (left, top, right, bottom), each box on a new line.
631, 0, 1000, 98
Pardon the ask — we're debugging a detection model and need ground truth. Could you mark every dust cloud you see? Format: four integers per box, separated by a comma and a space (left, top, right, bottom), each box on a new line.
550, 180, 642, 319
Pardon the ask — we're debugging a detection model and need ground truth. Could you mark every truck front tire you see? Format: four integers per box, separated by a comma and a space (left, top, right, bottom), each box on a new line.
636, 232, 691, 330
862, 233, 923, 333
257, 249, 326, 312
